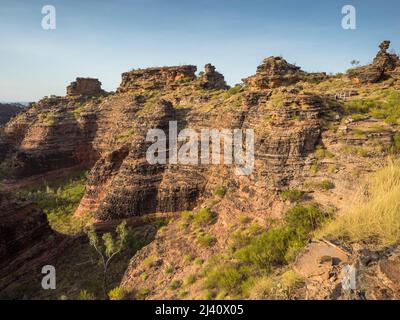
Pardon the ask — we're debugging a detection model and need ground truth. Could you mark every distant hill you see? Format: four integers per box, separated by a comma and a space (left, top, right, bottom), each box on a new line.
0, 103, 24, 126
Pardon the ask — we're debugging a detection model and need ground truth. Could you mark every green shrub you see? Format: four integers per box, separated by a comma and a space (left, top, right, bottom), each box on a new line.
72, 106, 84, 116
205, 265, 244, 292
197, 233, 216, 247
214, 186, 226, 197
170, 280, 182, 290
284, 205, 327, 237
39, 111, 55, 125
229, 223, 264, 251
183, 254, 195, 264
315, 146, 334, 159
310, 163, 319, 174
116, 128, 135, 143
328, 164, 338, 173
178, 290, 189, 298
193, 208, 216, 226
181, 210, 194, 221
247, 271, 305, 300
226, 84, 242, 96
235, 227, 293, 269
238, 214, 252, 224
229, 231, 252, 251
78, 290, 95, 300
203, 289, 214, 300
320, 180, 335, 190
280, 189, 304, 202
203, 205, 326, 298
236, 206, 326, 269
108, 287, 124, 300
342, 145, 369, 157
153, 218, 169, 229
176, 77, 193, 84
305, 180, 335, 191
165, 266, 174, 274
143, 256, 157, 268
343, 89, 400, 124
390, 134, 400, 154
184, 274, 197, 286
134, 288, 150, 300
140, 272, 149, 281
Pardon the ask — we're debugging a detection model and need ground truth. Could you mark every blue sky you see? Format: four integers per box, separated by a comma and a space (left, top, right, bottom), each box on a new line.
0, 0, 399, 101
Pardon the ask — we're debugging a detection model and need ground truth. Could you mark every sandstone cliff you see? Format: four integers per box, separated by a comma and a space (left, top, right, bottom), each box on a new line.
1, 41, 400, 300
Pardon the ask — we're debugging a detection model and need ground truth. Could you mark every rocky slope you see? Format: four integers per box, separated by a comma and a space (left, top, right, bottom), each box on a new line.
1, 41, 400, 300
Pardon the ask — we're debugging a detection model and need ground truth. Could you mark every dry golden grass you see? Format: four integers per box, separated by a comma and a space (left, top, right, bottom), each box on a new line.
247, 270, 304, 300
318, 158, 400, 246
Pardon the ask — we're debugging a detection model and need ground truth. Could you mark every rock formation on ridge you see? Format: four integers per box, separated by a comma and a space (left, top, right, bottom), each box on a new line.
348, 40, 400, 84
66, 78, 104, 96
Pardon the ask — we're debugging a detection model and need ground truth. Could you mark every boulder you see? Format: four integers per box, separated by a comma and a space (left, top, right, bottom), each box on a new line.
66, 77, 104, 96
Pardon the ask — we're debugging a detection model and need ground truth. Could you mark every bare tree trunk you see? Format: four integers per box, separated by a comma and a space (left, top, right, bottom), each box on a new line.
103, 263, 108, 300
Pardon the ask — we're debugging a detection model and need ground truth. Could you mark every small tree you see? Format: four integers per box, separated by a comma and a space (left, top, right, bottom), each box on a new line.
350, 59, 360, 67
87, 221, 128, 299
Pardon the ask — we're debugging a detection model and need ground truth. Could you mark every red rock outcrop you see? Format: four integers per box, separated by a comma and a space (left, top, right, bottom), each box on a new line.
1, 61, 324, 222
243, 56, 327, 90
0, 96, 100, 178
117, 65, 197, 92
349, 41, 400, 84
66, 78, 104, 96
199, 64, 228, 90
75, 86, 323, 221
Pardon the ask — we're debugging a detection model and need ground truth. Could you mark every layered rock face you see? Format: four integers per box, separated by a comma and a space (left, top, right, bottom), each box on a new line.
0, 60, 325, 221
243, 56, 327, 90
0, 96, 100, 178
0, 80, 105, 179
0, 103, 23, 126
66, 78, 104, 96
349, 41, 400, 84
0, 192, 65, 292
117, 65, 197, 92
